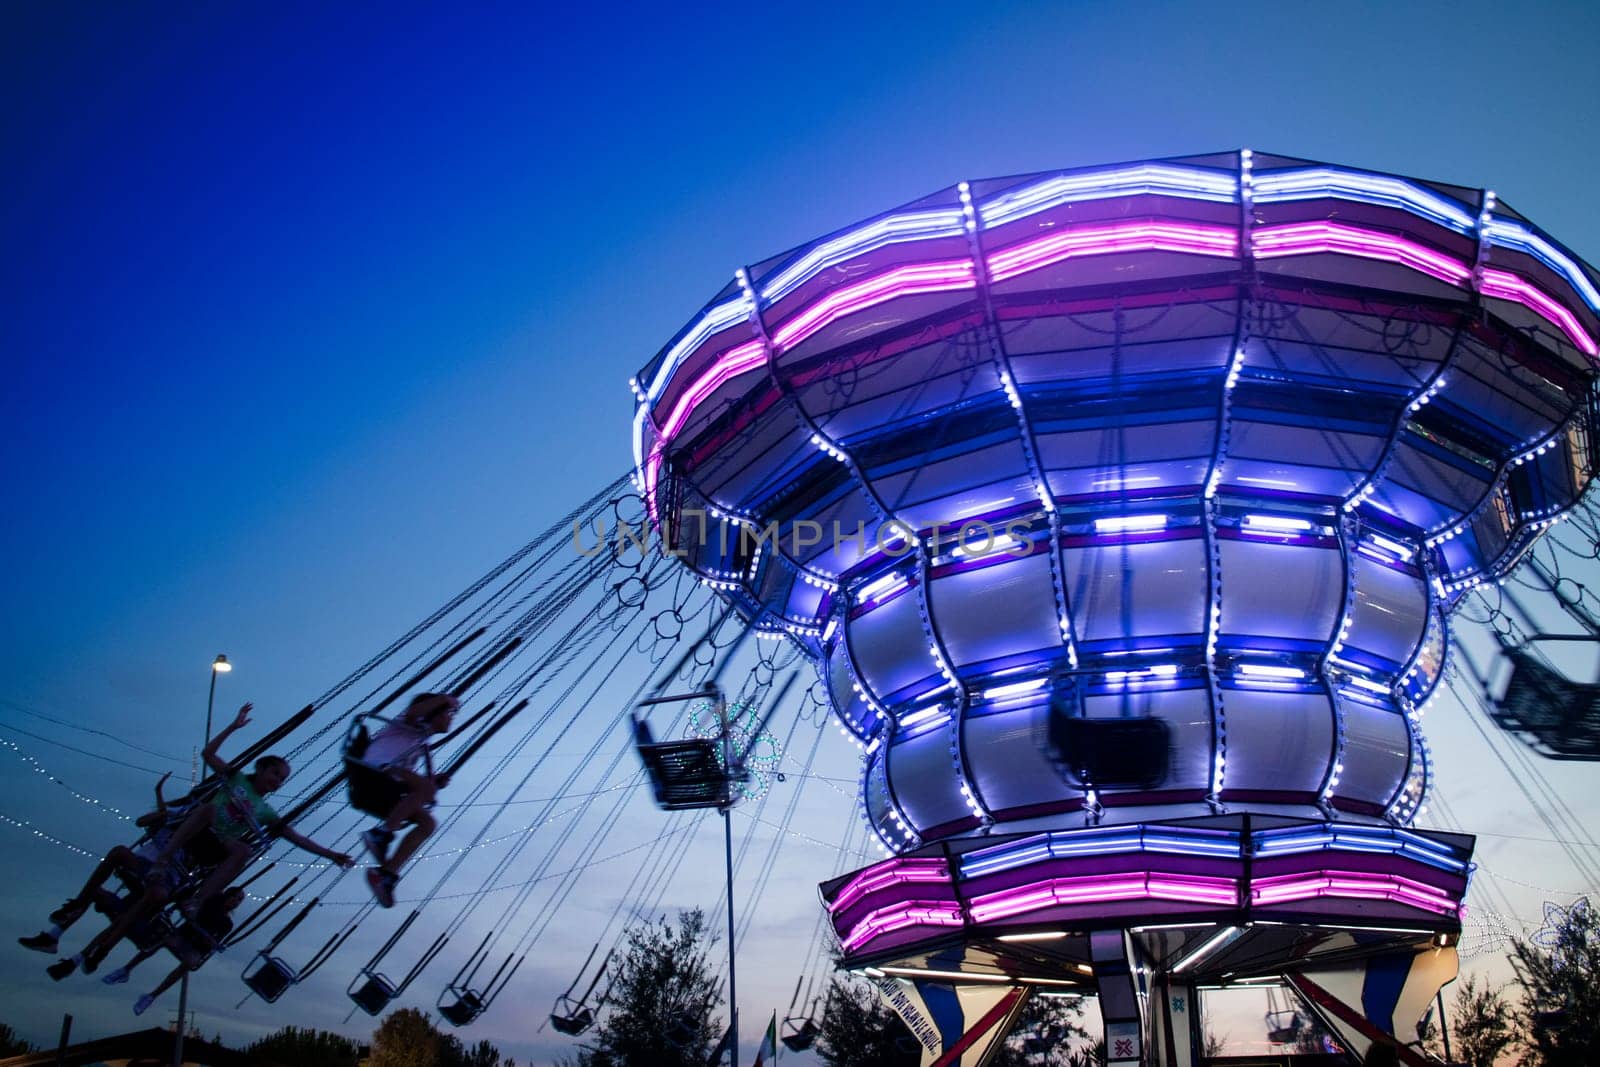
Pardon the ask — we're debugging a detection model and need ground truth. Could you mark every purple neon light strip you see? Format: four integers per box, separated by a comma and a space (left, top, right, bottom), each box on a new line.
985, 221, 1240, 282
839, 900, 966, 953
768, 260, 977, 350
1250, 870, 1459, 915
827, 857, 951, 915
1481, 268, 1599, 356
966, 872, 1240, 923
645, 219, 1598, 520
1253, 221, 1472, 286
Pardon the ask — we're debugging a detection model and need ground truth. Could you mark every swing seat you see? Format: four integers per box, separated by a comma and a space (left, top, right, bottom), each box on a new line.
244, 955, 297, 1003
549, 1005, 595, 1035
127, 912, 176, 954
1047, 713, 1172, 791
1266, 1009, 1304, 1044
440, 989, 486, 1027
349, 971, 400, 1016
1496, 650, 1600, 758
780, 1017, 819, 1051
344, 758, 409, 818
634, 719, 731, 811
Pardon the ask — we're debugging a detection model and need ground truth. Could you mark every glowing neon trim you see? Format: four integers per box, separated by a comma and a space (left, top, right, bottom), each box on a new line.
1480, 268, 1598, 356
644, 295, 754, 402
653, 339, 767, 442
1483, 218, 1600, 314
1236, 663, 1306, 679
1093, 514, 1169, 533
980, 163, 1239, 227
760, 208, 968, 304
768, 260, 976, 350
1251, 168, 1477, 234
840, 901, 966, 952
1253, 221, 1472, 286
1242, 514, 1314, 532
987, 222, 1239, 283
828, 857, 951, 915
966, 873, 1240, 923
981, 678, 1048, 701
637, 166, 1600, 517
1250, 870, 1459, 915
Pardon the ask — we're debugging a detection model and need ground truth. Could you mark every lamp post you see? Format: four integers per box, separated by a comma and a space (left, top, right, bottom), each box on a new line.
175, 653, 230, 1067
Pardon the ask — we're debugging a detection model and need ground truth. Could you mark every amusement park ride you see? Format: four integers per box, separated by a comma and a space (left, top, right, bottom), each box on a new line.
20, 150, 1600, 1067
630, 150, 1600, 1064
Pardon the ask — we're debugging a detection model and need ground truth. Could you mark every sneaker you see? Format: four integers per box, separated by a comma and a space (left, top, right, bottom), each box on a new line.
365, 867, 398, 909
362, 827, 395, 865
48, 900, 85, 926
133, 993, 155, 1016
102, 967, 131, 985
47, 958, 76, 982
18, 932, 58, 954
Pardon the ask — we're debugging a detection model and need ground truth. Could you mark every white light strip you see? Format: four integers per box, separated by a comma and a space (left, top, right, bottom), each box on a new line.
981, 678, 1049, 701
996, 930, 1068, 943
1242, 514, 1314, 532
1237, 663, 1307, 679
880, 967, 1014, 983
1094, 513, 1168, 533
1171, 925, 1241, 974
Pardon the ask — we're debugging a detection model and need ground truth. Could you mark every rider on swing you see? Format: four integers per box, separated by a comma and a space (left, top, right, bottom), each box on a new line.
351, 692, 457, 907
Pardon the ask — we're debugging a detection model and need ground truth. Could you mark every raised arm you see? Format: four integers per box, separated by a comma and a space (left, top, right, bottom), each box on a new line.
276, 824, 354, 868
134, 772, 173, 829
202, 703, 254, 774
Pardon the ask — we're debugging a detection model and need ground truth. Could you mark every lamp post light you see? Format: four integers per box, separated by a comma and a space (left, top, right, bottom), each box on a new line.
176, 653, 229, 1066
205, 654, 231, 745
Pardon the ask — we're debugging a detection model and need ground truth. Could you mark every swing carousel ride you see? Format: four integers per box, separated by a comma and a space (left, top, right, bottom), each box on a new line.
15, 150, 1600, 1067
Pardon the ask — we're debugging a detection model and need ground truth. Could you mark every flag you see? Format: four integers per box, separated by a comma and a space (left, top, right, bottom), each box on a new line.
751, 1011, 778, 1066
705, 1023, 732, 1067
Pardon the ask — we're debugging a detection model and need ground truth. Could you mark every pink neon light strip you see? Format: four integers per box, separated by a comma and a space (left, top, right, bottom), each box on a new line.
656, 339, 768, 442
768, 260, 977, 350
986, 221, 1239, 283
966, 873, 1239, 923
840, 900, 966, 953
828, 858, 952, 916
646, 220, 1597, 521
1250, 870, 1459, 916
1253, 221, 1473, 287
1481, 268, 1599, 356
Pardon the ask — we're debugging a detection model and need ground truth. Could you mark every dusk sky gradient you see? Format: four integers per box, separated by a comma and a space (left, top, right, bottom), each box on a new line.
3, 2, 1598, 1061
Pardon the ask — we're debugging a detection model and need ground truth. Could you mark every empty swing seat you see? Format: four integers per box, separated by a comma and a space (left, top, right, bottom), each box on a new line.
349, 972, 400, 1016
441, 990, 486, 1027
1497, 651, 1600, 758
244, 955, 298, 1003
634, 720, 731, 810
1047, 713, 1172, 791
781, 1018, 819, 1051
549, 1003, 595, 1035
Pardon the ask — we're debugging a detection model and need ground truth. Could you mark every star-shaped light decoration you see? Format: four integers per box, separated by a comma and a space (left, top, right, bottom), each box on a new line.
687, 698, 784, 801
1530, 897, 1591, 965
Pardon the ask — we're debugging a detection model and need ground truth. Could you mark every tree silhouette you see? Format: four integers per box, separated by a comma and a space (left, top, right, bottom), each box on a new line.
1442, 975, 1519, 1067
0, 1022, 35, 1057
1512, 898, 1600, 1067
246, 1024, 361, 1067
814, 974, 1096, 1067
567, 909, 723, 1067
813, 975, 920, 1067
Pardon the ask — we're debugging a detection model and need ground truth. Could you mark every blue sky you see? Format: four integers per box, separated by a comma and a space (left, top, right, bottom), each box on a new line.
3, 1, 1598, 1061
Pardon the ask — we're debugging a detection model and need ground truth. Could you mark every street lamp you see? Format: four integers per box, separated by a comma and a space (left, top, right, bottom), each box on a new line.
205, 654, 230, 744
178, 653, 229, 1066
